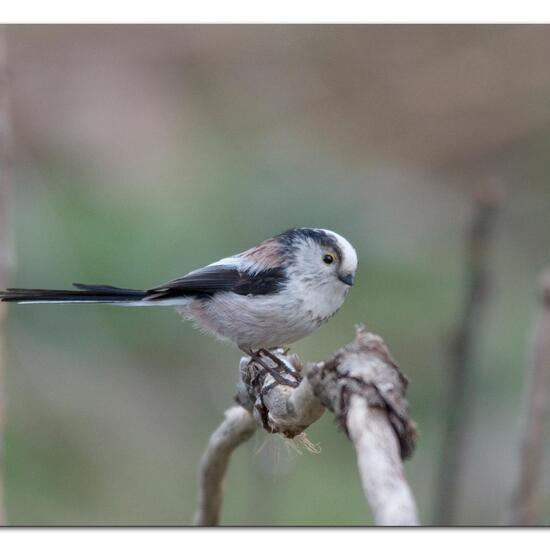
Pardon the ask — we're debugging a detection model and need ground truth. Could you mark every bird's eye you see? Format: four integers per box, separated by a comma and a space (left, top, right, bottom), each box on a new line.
323, 253, 335, 265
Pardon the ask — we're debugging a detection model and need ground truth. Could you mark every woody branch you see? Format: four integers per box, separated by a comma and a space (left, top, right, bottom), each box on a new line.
508, 268, 550, 525
193, 326, 419, 526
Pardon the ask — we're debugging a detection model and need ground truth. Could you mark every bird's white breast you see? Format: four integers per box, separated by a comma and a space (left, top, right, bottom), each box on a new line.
177, 279, 348, 350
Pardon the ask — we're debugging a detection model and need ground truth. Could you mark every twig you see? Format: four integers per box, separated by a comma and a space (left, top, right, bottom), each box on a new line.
508, 268, 550, 525
0, 25, 14, 527
347, 397, 418, 525
194, 327, 419, 526
193, 406, 257, 526
435, 179, 501, 525
307, 328, 419, 525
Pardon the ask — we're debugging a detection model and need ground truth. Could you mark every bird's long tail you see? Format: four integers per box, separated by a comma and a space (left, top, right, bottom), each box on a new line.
0, 283, 147, 304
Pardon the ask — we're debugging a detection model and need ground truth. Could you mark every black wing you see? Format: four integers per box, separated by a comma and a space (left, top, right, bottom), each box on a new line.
144, 264, 286, 300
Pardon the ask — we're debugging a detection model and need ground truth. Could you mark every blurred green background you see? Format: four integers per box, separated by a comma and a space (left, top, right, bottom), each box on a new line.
3, 25, 550, 525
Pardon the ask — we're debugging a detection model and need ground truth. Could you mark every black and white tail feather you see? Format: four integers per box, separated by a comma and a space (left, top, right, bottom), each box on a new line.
0, 284, 148, 304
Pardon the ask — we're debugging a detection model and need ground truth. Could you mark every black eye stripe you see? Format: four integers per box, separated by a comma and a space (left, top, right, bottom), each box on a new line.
331, 245, 343, 264
276, 228, 344, 264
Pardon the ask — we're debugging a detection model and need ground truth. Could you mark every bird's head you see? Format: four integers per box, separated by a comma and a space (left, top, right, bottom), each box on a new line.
276, 228, 358, 291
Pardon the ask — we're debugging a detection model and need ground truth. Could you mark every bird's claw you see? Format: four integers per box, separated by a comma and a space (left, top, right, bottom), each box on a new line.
246, 348, 301, 388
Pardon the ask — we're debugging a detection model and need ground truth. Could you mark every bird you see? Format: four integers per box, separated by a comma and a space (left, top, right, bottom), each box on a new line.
0, 228, 357, 381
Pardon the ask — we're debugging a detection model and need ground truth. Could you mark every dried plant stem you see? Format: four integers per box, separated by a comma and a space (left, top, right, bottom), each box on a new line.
194, 328, 419, 526
307, 329, 419, 525
0, 25, 14, 527
435, 181, 501, 525
508, 269, 550, 525
193, 406, 257, 526
347, 396, 418, 525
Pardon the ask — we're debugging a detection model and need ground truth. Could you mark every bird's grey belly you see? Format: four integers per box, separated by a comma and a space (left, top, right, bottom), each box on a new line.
179, 293, 332, 349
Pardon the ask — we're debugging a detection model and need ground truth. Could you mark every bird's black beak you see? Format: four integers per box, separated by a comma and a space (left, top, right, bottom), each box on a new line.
339, 273, 354, 286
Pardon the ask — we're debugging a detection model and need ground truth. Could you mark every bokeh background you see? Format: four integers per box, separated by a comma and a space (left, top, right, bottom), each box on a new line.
3, 25, 550, 525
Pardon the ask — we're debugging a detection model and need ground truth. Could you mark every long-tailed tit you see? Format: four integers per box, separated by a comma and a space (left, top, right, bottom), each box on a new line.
1, 228, 357, 376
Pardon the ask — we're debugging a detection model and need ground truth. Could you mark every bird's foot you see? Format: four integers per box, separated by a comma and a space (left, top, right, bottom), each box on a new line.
243, 348, 300, 388
259, 349, 302, 385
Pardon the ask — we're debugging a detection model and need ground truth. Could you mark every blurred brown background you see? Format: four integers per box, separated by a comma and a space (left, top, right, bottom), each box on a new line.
3, 25, 550, 525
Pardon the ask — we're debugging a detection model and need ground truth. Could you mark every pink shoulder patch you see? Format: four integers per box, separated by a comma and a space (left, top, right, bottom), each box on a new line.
240, 238, 282, 268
